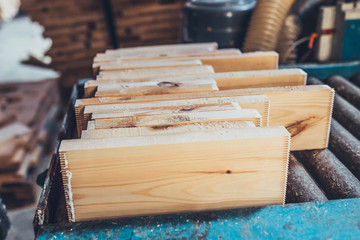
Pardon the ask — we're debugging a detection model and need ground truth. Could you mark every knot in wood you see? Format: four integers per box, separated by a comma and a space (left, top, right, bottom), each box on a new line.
158, 82, 180, 87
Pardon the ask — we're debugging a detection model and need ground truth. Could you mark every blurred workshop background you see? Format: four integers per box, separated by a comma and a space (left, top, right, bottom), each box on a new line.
1, 0, 360, 239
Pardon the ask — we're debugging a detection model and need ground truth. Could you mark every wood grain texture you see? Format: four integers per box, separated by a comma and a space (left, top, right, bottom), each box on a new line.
90, 102, 241, 120
0, 154, 32, 184
98, 52, 278, 73
81, 121, 256, 139
0, 148, 26, 171
214, 69, 306, 90
95, 48, 240, 64
59, 126, 290, 222
88, 109, 262, 129
79, 85, 334, 150
94, 79, 219, 98
198, 52, 278, 72
100, 59, 203, 71
96, 65, 215, 80
93, 49, 241, 74
84, 68, 306, 95
103, 42, 218, 56
76, 95, 269, 136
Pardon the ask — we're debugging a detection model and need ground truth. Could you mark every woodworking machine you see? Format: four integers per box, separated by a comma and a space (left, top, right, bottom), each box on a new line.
315, 1, 360, 62
33, 64, 360, 239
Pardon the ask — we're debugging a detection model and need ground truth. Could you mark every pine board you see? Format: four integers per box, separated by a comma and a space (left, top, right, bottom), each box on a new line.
85, 69, 306, 95
76, 95, 270, 136
78, 85, 334, 150
96, 65, 215, 80
100, 59, 202, 72
59, 126, 290, 222
81, 121, 255, 139
88, 109, 262, 129
94, 49, 240, 64
104, 42, 218, 55
93, 79, 219, 98
90, 102, 241, 120
97, 52, 278, 77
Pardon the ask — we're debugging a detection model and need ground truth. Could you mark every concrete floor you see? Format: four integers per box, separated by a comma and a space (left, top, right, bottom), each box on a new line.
0, 15, 59, 240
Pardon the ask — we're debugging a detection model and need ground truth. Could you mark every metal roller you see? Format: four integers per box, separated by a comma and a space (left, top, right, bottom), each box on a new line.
308, 77, 360, 139
332, 95, 360, 140
286, 154, 327, 203
326, 75, 360, 110
293, 149, 360, 199
350, 73, 360, 88
0, 198, 10, 240
329, 120, 360, 180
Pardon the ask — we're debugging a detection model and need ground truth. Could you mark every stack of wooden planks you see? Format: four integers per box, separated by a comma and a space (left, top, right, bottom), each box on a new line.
21, 0, 112, 88
0, 79, 59, 208
60, 42, 334, 222
111, 0, 186, 48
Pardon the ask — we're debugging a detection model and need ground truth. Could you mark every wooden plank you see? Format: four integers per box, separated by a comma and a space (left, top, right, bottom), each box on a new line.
0, 154, 32, 185
94, 79, 219, 98
100, 59, 202, 72
81, 121, 256, 139
97, 52, 278, 75
94, 49, 240, 64
96, 65, 215, 80
0, 124, 32, 161
214, 69, 306, 90
59, 126, 290, 222
88, 109, 262, 129
104, 42, 218, 55
0, 148, 26, 171
200, 52, 278, 72
76, 95, 270, 136
85, 69, 306, 94
0, 143, 18, 163
78, 85, 334, 150
90, 102, 241, 120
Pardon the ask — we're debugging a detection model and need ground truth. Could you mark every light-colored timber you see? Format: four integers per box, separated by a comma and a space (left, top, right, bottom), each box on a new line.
97, 52, 278, 77
0, 154, 32, 184
76, 95, 270, 136
84, 68, 306, 95
214, 68, 306, 90
95, 48, 238, 64
96, 65, 215, 80
104, 42, 218, 55
59, 126, 290, 222
87, 109, 262, 129
100, 59, 203, 72
81, 121, 256, 139
92, 49, 241, 74
90, 102, 241, 120
78, 85, 334, 150
94, 79, 219, 98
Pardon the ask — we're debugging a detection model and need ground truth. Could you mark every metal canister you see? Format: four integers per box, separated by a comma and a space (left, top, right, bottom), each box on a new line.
183, 0, 256, 48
